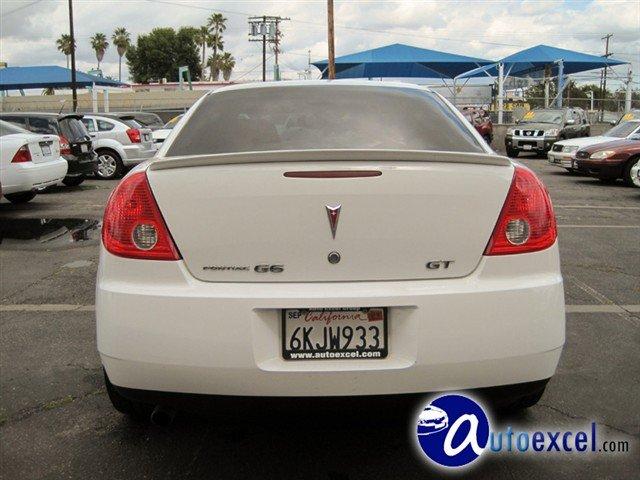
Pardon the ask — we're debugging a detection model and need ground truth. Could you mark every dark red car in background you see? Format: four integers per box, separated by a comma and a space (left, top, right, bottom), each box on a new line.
574, 137, 640, 187
461, 108, 493, 145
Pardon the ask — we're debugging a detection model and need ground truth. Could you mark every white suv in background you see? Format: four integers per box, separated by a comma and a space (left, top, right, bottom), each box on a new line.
82, 114, 156, 180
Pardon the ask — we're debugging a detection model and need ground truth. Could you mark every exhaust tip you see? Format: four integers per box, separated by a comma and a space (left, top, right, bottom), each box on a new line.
150, 405, 176, 427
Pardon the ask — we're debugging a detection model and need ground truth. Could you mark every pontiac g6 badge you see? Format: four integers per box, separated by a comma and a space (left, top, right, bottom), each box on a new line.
325, 204, 341, 239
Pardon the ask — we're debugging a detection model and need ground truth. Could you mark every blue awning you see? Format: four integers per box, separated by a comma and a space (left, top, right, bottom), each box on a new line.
312, 43, 492, 79
457, 44, 628, 79
0, 65, 127, 90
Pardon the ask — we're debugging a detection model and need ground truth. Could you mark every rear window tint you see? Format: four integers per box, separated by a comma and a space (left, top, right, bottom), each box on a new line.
59, 117, 89, 141
0, 120, 29, 136
28, 116, 59, 135
167, 86, 483, 156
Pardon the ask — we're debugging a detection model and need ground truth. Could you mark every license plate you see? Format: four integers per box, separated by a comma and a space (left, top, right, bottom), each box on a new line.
41, 144, 51, 156
552, 157, 561, 164
80, 144, 88, 153
282, 308, 387, 360
523, 144, 533, 151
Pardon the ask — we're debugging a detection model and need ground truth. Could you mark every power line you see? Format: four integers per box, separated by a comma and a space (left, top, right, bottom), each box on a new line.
0, 0, 44, 18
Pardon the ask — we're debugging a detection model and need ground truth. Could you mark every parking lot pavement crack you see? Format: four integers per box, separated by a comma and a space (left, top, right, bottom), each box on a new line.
537, 403, 638, 438
0, 387, 106, 428
0, 266, 66, 304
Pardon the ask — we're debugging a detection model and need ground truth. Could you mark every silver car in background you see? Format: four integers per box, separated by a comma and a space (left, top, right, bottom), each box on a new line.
82, 114, 156, 179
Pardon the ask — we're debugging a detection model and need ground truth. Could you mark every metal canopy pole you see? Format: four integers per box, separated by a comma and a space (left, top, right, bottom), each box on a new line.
556, 59, 564, 108
625, 66, 633, 113
497, 62, 504, 125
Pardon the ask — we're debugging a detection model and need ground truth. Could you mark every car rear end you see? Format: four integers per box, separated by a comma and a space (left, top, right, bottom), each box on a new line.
1, 132, 67, 194
58, 115, 97, 180
97, 83, 564, 408
115, 116, 156, 166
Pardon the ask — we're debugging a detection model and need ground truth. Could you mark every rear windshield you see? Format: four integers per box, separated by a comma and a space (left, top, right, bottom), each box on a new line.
28, 116, 59, 135
133, 113, 163, 127
166, 86, 483, 156
59, 117, 90, 141
0, 120, 29, 137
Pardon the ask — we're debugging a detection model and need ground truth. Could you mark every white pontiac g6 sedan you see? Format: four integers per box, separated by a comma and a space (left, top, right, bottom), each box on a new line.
96, 81, 565, 422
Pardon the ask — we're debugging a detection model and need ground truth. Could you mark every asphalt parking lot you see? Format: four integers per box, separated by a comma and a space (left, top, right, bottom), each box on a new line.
1, 155, 638, 479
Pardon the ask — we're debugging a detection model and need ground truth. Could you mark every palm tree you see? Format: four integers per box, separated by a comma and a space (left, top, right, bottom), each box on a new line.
195, 25, 212, 78
90, 33, 109, 70
56, 34, 75, 68
220, 52, 236, 82
207, 53, 223, 82
112, 27, 131, 82
207, 14, 226, 56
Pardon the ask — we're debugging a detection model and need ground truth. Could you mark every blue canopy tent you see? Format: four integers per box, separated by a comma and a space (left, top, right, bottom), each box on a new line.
312, 43, 492, 80
456, 45, 628, 122
0, 65, 126, 91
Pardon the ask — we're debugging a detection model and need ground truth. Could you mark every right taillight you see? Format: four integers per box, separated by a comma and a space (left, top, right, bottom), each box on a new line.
11, 145, 32, 163
102, 171, 181, 260
126, 128, 141, 143
484, 165, 557, 255
59, 135, 71, 155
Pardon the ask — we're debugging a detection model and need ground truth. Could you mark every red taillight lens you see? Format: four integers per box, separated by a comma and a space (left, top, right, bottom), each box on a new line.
11, 145, 32, 163
102, 171, 181, 260
59, 135, 71, 155
484, 165, 557, 255
126, 128, 141, 143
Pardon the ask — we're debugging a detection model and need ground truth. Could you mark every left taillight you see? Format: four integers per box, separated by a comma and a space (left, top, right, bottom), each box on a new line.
102, 171, 181, 260
126, 128, 141, 143
11, 145, 32, 163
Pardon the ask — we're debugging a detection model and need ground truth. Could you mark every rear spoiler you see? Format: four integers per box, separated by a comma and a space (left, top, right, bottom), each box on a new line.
58, 113, 84, 120
148, 149, 512, 172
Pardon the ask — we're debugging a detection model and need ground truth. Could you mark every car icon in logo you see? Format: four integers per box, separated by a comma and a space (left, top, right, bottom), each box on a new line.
417, 405, 448, 435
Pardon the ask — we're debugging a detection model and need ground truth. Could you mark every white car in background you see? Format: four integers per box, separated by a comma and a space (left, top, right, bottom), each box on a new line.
151, 114, 184, 146
0, 120, 67, 204
82, 114, 156, 180
97, 82, 564, 424
548, 120, 640, 172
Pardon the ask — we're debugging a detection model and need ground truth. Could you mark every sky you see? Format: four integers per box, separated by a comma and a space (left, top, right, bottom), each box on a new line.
0, 0, 638, 89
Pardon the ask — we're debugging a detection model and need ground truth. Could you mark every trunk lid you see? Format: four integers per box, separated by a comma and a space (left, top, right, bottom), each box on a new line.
26, 134, 60, 164
147, 151, 513, 283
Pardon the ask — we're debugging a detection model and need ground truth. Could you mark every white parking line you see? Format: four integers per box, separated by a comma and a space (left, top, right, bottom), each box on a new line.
555, 205, 640, 210
1, 304, 639, 313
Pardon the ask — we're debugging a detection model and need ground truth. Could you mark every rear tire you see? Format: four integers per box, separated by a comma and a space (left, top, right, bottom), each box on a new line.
4, 191, 36, 203
104, 369, 154, 421
62, 175, 85, 187
96, 149, 124, 180
564, 168, 577, 175
506, 147, 519, 158
622, 157, 640, 188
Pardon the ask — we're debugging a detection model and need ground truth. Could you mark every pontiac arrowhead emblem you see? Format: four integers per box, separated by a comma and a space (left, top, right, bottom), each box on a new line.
325, 204, 341, 239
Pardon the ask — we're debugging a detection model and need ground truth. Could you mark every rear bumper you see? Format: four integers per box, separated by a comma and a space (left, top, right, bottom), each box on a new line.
1, 158, 67, 194
97, 243, 565, 397
65, 153, 97, 177
122, 145, 157, 166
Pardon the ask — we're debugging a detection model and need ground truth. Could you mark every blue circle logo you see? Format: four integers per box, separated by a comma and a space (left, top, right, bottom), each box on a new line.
416, 394, 490, 468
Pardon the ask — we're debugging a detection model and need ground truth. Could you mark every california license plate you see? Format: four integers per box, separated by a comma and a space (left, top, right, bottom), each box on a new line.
40, 144, 51, 156
523, 144, 533, 151
80, 144, 88, 153
282, 308, 387, 360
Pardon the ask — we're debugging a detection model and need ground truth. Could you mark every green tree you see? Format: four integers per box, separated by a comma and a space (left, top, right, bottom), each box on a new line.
207, 13, 226, 79
56, 34, 75, 69
112, 27, 131, 82
90, 33, 109, 70
126, 27, 201, 83
220, 52, 235, 81
194, 26, 213, 76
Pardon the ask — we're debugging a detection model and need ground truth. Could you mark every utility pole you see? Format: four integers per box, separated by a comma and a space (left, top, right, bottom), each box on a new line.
327, 0, 336, 79
600, 33, 613, 121
68, 0, 77, 111
248, 16, 289, 82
